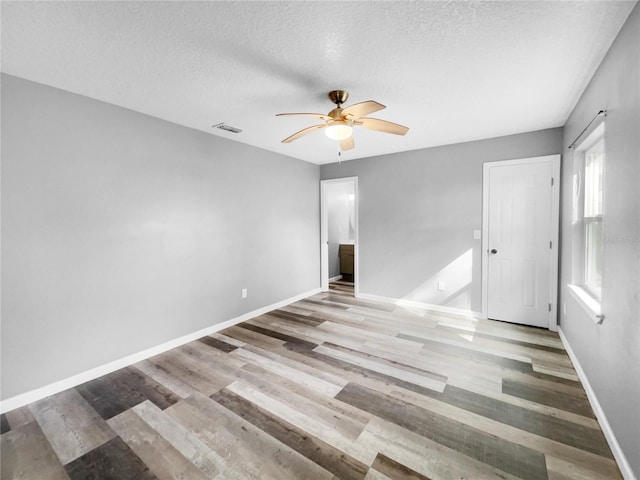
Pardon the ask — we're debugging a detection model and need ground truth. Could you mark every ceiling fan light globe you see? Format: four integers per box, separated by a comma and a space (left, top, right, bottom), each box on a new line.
325, 123, 353, 141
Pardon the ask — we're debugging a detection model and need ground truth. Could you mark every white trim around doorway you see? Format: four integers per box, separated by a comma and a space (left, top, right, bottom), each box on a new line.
320, 177, 359, 298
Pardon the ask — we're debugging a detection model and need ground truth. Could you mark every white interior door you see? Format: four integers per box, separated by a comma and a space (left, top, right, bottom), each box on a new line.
483, 156, 559, 328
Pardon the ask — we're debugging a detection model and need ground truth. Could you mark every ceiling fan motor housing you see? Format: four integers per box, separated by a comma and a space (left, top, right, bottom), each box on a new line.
328, 90, 349, 106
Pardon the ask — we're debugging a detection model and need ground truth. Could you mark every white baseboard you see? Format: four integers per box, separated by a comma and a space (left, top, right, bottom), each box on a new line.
329, 275, 343, 282
0, 287, 322, 414
558, 327, 637, 480
357, 292, 481, 319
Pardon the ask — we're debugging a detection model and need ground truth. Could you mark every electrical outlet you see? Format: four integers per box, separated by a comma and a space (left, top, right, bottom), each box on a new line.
437, 281, 445, 291
241, 288, 247, 299
473, 230, 481, 240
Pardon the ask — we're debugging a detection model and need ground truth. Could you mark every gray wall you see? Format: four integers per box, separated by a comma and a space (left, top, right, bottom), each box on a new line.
321, 128, 563, 313
1, 74, 320, 400
559, 4, 640, 475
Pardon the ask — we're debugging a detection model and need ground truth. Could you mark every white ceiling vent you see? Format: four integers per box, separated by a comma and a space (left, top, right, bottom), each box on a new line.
212, 123, 242, 134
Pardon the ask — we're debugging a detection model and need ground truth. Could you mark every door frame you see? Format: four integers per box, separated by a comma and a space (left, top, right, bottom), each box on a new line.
320, 177, 359, 297
481, 154, 561, 330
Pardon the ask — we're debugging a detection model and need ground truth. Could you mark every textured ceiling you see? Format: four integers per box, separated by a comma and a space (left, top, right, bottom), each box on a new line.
1, 1, 636, 164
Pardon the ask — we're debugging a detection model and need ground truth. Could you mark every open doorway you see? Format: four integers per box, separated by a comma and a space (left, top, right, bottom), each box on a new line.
321, 177, 358, 296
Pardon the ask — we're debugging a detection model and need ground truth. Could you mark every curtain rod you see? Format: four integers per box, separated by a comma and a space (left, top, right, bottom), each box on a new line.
568, 110, 606, 149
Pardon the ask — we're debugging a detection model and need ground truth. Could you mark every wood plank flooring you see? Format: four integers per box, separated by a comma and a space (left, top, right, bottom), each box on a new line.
1, 281, 621, 479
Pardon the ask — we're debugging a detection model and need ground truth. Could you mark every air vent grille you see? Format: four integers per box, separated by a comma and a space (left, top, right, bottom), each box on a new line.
212, 123, 242, 134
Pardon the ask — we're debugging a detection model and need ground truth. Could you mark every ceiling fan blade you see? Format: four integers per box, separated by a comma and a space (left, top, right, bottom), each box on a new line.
340, 135, 355, 151
281, 124, 326, 143
276, 112, 332, 121
341, 100, 385, 120
358, 117, 409, 136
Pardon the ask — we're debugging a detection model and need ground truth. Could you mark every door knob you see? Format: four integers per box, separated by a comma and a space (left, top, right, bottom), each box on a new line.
490, 249, 498, 254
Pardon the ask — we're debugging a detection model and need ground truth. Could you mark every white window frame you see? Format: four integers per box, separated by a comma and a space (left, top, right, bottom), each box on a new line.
569, 122, 605, 323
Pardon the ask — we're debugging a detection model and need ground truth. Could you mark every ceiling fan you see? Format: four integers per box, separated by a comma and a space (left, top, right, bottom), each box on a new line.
276, 90, 409, 151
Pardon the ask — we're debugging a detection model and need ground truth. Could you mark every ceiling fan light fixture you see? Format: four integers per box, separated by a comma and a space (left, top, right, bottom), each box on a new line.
325, 121, 353, 141
277, 90, 408, 150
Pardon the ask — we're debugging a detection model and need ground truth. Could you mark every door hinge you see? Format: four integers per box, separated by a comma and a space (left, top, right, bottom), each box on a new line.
551, 177, 554, 186
550, 240, 553, 249
549, 303, 552, 312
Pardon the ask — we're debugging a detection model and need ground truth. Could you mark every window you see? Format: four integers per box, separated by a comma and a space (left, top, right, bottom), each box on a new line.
583, 138, 604, 297
571, 121, 605, 315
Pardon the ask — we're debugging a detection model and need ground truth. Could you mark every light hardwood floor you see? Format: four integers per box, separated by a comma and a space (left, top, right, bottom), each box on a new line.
1, 282, 621, 479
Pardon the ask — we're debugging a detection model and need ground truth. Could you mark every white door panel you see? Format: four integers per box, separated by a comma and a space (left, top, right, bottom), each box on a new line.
486, 160, 553, 327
